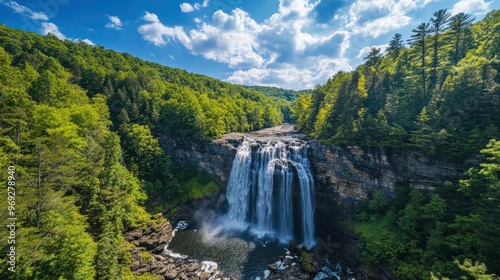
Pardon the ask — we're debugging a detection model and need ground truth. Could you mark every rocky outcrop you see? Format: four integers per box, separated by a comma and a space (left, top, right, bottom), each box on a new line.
125, 218, 173, 254
266, 241, 359, 280
308, 140, 463, 200
308, 140, 468, 221
266, 243, 318, 280
125, 215, 233, 280
158, 134, 240, 185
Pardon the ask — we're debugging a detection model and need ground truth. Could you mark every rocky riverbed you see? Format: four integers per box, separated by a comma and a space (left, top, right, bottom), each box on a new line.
125, 215, 235, 280
124, 213, 347, 279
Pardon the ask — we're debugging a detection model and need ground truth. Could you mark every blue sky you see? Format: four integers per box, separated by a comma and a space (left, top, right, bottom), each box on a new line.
1, 0, 498, 90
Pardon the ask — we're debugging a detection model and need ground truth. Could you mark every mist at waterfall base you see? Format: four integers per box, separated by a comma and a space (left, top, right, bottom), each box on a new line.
168, 138, 318, 278
168, 221, 287, 279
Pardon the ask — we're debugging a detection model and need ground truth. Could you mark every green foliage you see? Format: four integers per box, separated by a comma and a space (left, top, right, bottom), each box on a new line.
0, 27, 162, 279
245, 85, 307, 101
387, 33, 405, 57
354, 140, 500, 279
36, 208, 97, 280
178, 165, 221, 201
293, 10, 500, 159
455, 259, 499, 280
244, 85, 311, 123
95, 222, 132, 280
0, 25, 284, 280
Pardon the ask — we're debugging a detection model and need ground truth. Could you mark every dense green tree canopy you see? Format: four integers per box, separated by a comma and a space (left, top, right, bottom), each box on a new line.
294, 10, 500, 159
292, 10, 500, 279
0, 21, 286, 279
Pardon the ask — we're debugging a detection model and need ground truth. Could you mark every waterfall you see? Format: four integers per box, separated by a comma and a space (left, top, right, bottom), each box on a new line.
225, 138, 316, 248
225, 140, 253, 229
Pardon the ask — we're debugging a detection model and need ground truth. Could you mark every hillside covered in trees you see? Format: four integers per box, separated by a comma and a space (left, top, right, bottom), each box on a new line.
0, 6, 499, 280
0, 23, 286, 279
244, 85, 309, 122
294, 10, 500, 159
244, 85, 308, 101
292, 9, 500, 279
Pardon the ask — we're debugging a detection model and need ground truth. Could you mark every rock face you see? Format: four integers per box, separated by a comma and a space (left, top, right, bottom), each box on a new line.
308, 140, 463, 199
158, 127, 470, 278
308, 140, 466, 219
159, 133, 466, 215
158, 134, 240, 186
159, 131, 468, 245
125, 215, 234, 280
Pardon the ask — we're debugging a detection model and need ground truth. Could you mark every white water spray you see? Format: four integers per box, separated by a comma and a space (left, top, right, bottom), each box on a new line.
225, 138, 316, 248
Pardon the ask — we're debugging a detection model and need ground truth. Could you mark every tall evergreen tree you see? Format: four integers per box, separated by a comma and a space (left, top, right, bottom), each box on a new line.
387, 33, 405, 57
364, 47, 382, 68
408, 23, 431, 97
430, 9, 451, 89
449, 13, 475, 65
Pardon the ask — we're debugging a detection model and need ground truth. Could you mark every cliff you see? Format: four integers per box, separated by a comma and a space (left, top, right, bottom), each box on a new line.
158, 127, 470, 277
308, 140, 471, 220
158, 126, 470, 227
160, 132, 466, 201
158, 134, 240, 186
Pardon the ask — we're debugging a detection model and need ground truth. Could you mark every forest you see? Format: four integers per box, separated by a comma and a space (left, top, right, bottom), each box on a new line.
294, 10, 500, 159
244, 85, 309, 123
293, 9, 500, 279
0, 6, 498, 280
0, 23, 286, 279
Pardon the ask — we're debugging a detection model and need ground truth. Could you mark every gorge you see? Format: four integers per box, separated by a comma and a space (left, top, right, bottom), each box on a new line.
160, 124, 465, 219
159, 124, 467, 278
2, 9, 499, 279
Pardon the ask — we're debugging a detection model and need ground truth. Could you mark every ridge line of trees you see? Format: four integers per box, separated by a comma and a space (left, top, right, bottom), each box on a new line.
294, 9, 500, 159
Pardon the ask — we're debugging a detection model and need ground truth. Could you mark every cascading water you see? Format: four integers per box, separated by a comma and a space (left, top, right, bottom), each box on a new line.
225, 138, 316, 248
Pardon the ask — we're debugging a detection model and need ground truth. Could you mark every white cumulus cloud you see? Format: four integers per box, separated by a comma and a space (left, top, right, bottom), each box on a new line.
105, 15, 123, 30
346, 0, 435, 38
451, 0, 491, 16
356, 44, 389, 59
137, 12, 191, 47
40, 22, 66, 40
40, 23, 96, 45
180, 3, 194, 12
138, 0, 355, 89
180, 0, 210, 12
76, 38, 95, 45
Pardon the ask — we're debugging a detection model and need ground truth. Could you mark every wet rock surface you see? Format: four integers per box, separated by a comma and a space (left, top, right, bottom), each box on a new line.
158, 133, 238, 186
266, 242, 360, 280
158, 124, 306, 186
265, 243, 315, 280
161, 124, 465, 228
159, 124, 467, 220
125, 215, 234, 280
